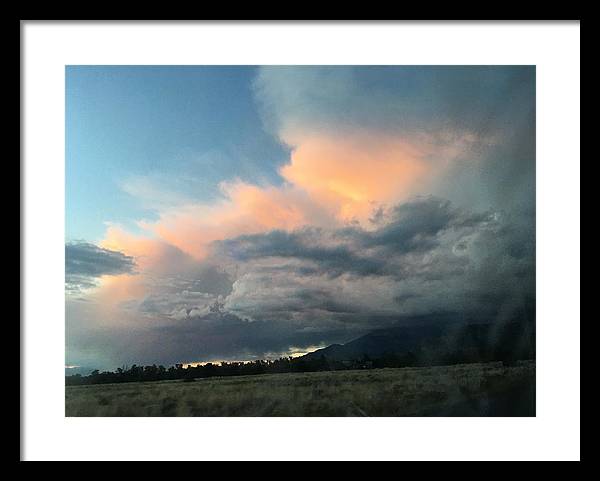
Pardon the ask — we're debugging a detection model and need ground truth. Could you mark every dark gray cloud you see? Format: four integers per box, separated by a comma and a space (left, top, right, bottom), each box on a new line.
218, 196, 499, 279
219, 196, 534, 328
125, 262, 234, 320
219, 228, 387, 278
66, 300, 354, 369
65, 242, 136, 293
65, 196, 534, 370
148, 312, 355, 365
254, 66, 534, 141
343, 197, 496, 254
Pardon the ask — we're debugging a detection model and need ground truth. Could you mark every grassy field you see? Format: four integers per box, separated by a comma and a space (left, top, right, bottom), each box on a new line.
65, 360, 535, 417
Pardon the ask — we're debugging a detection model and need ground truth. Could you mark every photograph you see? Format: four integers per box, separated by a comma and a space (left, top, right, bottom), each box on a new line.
64, 65, 536, 417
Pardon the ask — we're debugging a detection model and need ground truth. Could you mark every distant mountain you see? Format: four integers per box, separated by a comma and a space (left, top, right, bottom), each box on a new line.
302, 316, 535, 365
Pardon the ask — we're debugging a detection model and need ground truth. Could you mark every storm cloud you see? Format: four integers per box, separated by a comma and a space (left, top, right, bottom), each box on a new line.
219, 196, 534, 329
218, 196, 501, 279
65, 195, 534, 368
254, 66, 534, 143
65, 66, 536, 370
255, 65, 535, 216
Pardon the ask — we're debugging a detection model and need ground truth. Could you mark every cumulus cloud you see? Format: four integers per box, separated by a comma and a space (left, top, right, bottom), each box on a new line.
255, 65, 535, 216
80, 229, 234, 318
125, 66, 534, 262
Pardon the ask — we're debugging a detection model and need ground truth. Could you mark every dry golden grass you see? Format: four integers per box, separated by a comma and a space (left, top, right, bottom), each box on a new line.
65, 360, 535, 417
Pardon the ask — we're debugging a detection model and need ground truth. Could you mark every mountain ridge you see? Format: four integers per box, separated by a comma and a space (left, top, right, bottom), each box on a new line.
301, 316, 535, 365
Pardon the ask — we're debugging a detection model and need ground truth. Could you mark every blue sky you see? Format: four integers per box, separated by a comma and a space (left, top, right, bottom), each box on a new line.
66, 66, 290, 241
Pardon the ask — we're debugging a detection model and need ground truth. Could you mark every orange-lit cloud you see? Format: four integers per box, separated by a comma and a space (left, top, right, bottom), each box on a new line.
95, 226, 194, 308
139, 182, 322, 260
101, 226, 164, 270
93, 273, 147, 308
99, 130, 472, 264
281, 133, 430, 223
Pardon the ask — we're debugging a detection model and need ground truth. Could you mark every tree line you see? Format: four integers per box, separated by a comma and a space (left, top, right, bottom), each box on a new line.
65, 337, 534, 386
65, 353, 423, 386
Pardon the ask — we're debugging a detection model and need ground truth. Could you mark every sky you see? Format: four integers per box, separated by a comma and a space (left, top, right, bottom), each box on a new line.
66, 65, 535, 371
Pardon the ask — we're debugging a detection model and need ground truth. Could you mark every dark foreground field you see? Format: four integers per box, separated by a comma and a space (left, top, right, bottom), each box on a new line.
65, 360, 535, 417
